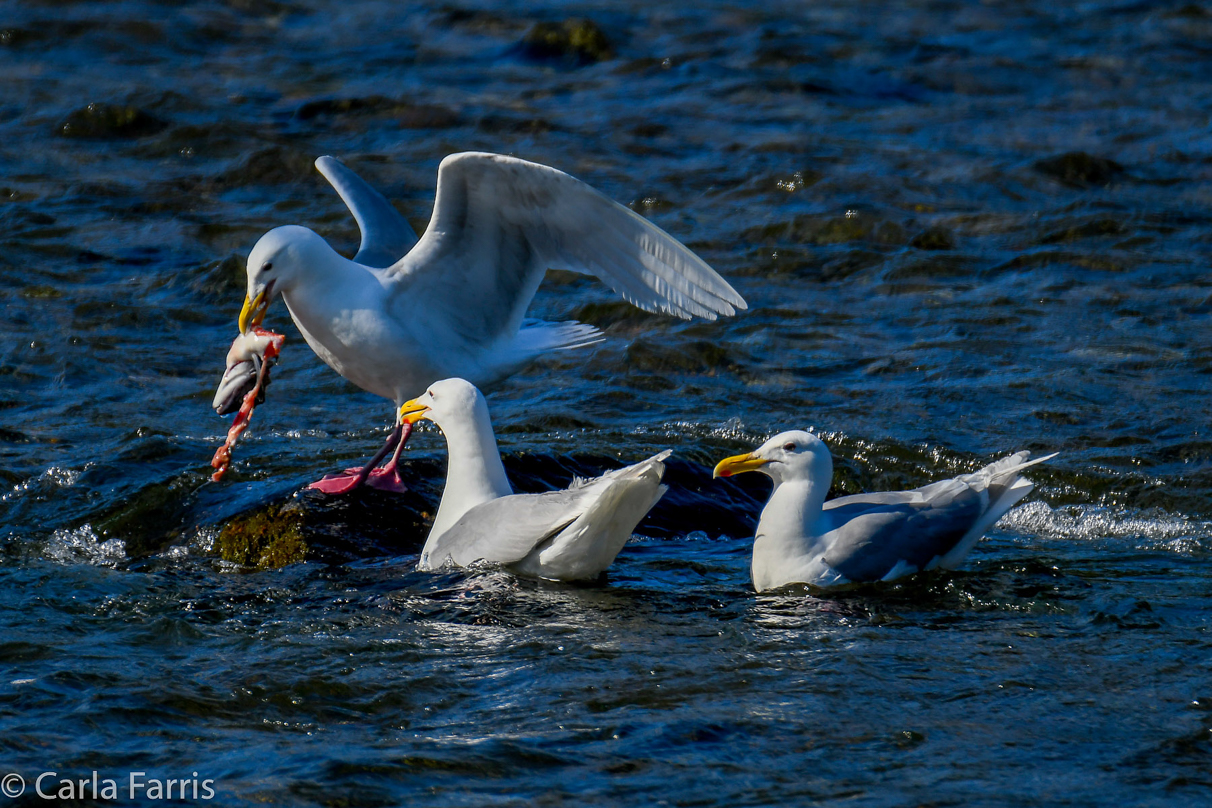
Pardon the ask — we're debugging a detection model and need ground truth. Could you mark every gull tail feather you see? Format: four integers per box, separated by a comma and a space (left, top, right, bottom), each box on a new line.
986, 451, 1059, 479
531, 468, 668, 580
604, 449, 673, 482
939, 450, 1057, 569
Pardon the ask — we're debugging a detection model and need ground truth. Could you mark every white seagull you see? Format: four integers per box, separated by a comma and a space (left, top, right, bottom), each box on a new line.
235, 153, 745, 493
397, 378, 669, 581
713, 431, 1055, 591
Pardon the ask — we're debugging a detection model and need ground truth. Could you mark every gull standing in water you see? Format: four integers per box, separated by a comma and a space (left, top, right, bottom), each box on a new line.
714, 431, 1055, 591
233, 153, 745, 493
398, 378, 669, 581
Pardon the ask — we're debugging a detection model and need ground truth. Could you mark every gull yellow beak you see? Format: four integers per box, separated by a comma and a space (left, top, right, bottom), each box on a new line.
713, 452, 769, 479
397, 398, 430, 425
238, 286, 271, 335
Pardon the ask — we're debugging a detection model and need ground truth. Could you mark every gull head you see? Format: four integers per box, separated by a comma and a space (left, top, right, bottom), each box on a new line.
240, 225, 329, 333
397, 378, 488, 435
713, 430, 832, 485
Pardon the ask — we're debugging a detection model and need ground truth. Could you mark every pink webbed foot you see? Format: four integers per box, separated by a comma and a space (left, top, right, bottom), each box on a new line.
307, 467, 408, 494
361, 465, 409, 493
307, 468, 378, 495
307, 422, 412, 495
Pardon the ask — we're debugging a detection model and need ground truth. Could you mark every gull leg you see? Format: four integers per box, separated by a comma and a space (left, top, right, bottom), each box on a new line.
307, 423, 408, 494
363, 421, 413, 492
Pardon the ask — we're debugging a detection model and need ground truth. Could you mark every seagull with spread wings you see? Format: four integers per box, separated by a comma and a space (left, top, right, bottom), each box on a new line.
231, 153, 746, 493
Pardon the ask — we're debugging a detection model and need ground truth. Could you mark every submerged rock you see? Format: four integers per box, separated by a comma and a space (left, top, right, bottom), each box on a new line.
0, 28, 32, 47
910, 227, 955, 250
885, 253, 973, 280
1038, 217, 1127, 244
213, 147, 314, 188
20, 285, 63, 299
1033, 410, 1083, 426
626, 339, 738, 375
572, 300, 664, 330
296, 96, 393, 119
58, 103, 167, 139
437, 7, 525, 35
476, 114, 560, 134
1034, 152, 1124, 188
746, 213, 905, 247
296, 96, 459, 128
519, 19, 613, 66
218, 503, 307, 569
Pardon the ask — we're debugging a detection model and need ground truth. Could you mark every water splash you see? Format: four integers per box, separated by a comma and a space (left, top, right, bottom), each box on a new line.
1001, 501, 1212, 554
40, 525, 126, 567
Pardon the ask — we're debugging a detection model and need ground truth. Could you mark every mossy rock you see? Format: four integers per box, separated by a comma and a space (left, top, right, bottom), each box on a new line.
1033, 152, 1124, 188
58, 103, 167, 139
218, 503, 308, 569
519, 19, 613, 66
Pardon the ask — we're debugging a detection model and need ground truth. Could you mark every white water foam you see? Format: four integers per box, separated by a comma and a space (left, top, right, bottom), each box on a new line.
1, 464, 86, 503
41, 525, 126, 567
1000, 501, 1211, 554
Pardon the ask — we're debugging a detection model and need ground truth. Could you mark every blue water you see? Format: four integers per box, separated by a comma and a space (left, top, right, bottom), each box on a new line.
1, 0, 1211, 805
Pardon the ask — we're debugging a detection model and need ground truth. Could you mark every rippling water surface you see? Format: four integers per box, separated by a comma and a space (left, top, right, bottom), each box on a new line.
2, 0, 1211, 805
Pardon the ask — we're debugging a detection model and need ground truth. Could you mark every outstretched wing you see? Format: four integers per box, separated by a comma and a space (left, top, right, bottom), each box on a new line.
315, 156, 419, 269
387, 152, 747, 347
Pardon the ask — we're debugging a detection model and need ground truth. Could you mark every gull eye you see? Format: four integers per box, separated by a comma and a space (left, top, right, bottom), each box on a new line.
261, 261, 273, 273
783, 442, 797, 452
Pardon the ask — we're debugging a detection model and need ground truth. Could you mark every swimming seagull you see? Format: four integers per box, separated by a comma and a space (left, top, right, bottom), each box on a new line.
398, 378, 669, 581
713, 431, 1056, 591
236, 153, 746, 494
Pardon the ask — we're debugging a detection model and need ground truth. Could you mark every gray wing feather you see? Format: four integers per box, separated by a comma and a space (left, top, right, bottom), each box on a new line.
387, 153, 746, 347
822, 483, 984, 582
424, 485, 601, 568
824, 478, 965, 514
315, 156, 419, 269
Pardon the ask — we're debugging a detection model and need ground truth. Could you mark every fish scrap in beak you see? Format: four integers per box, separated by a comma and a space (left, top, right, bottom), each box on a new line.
213, 354, 264, 415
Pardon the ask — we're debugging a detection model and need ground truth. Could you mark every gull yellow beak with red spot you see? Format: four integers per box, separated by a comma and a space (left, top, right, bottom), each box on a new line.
397, 398, 430, 425
712, 452, 770, 478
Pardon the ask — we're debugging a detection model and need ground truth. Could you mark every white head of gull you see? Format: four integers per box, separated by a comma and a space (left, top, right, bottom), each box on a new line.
234, 152, 745, 494
714, 431, 1056, 591
399, 378, 670, 582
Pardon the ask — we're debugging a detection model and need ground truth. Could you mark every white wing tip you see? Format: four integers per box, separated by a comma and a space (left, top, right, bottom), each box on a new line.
314, 155, 339, 172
